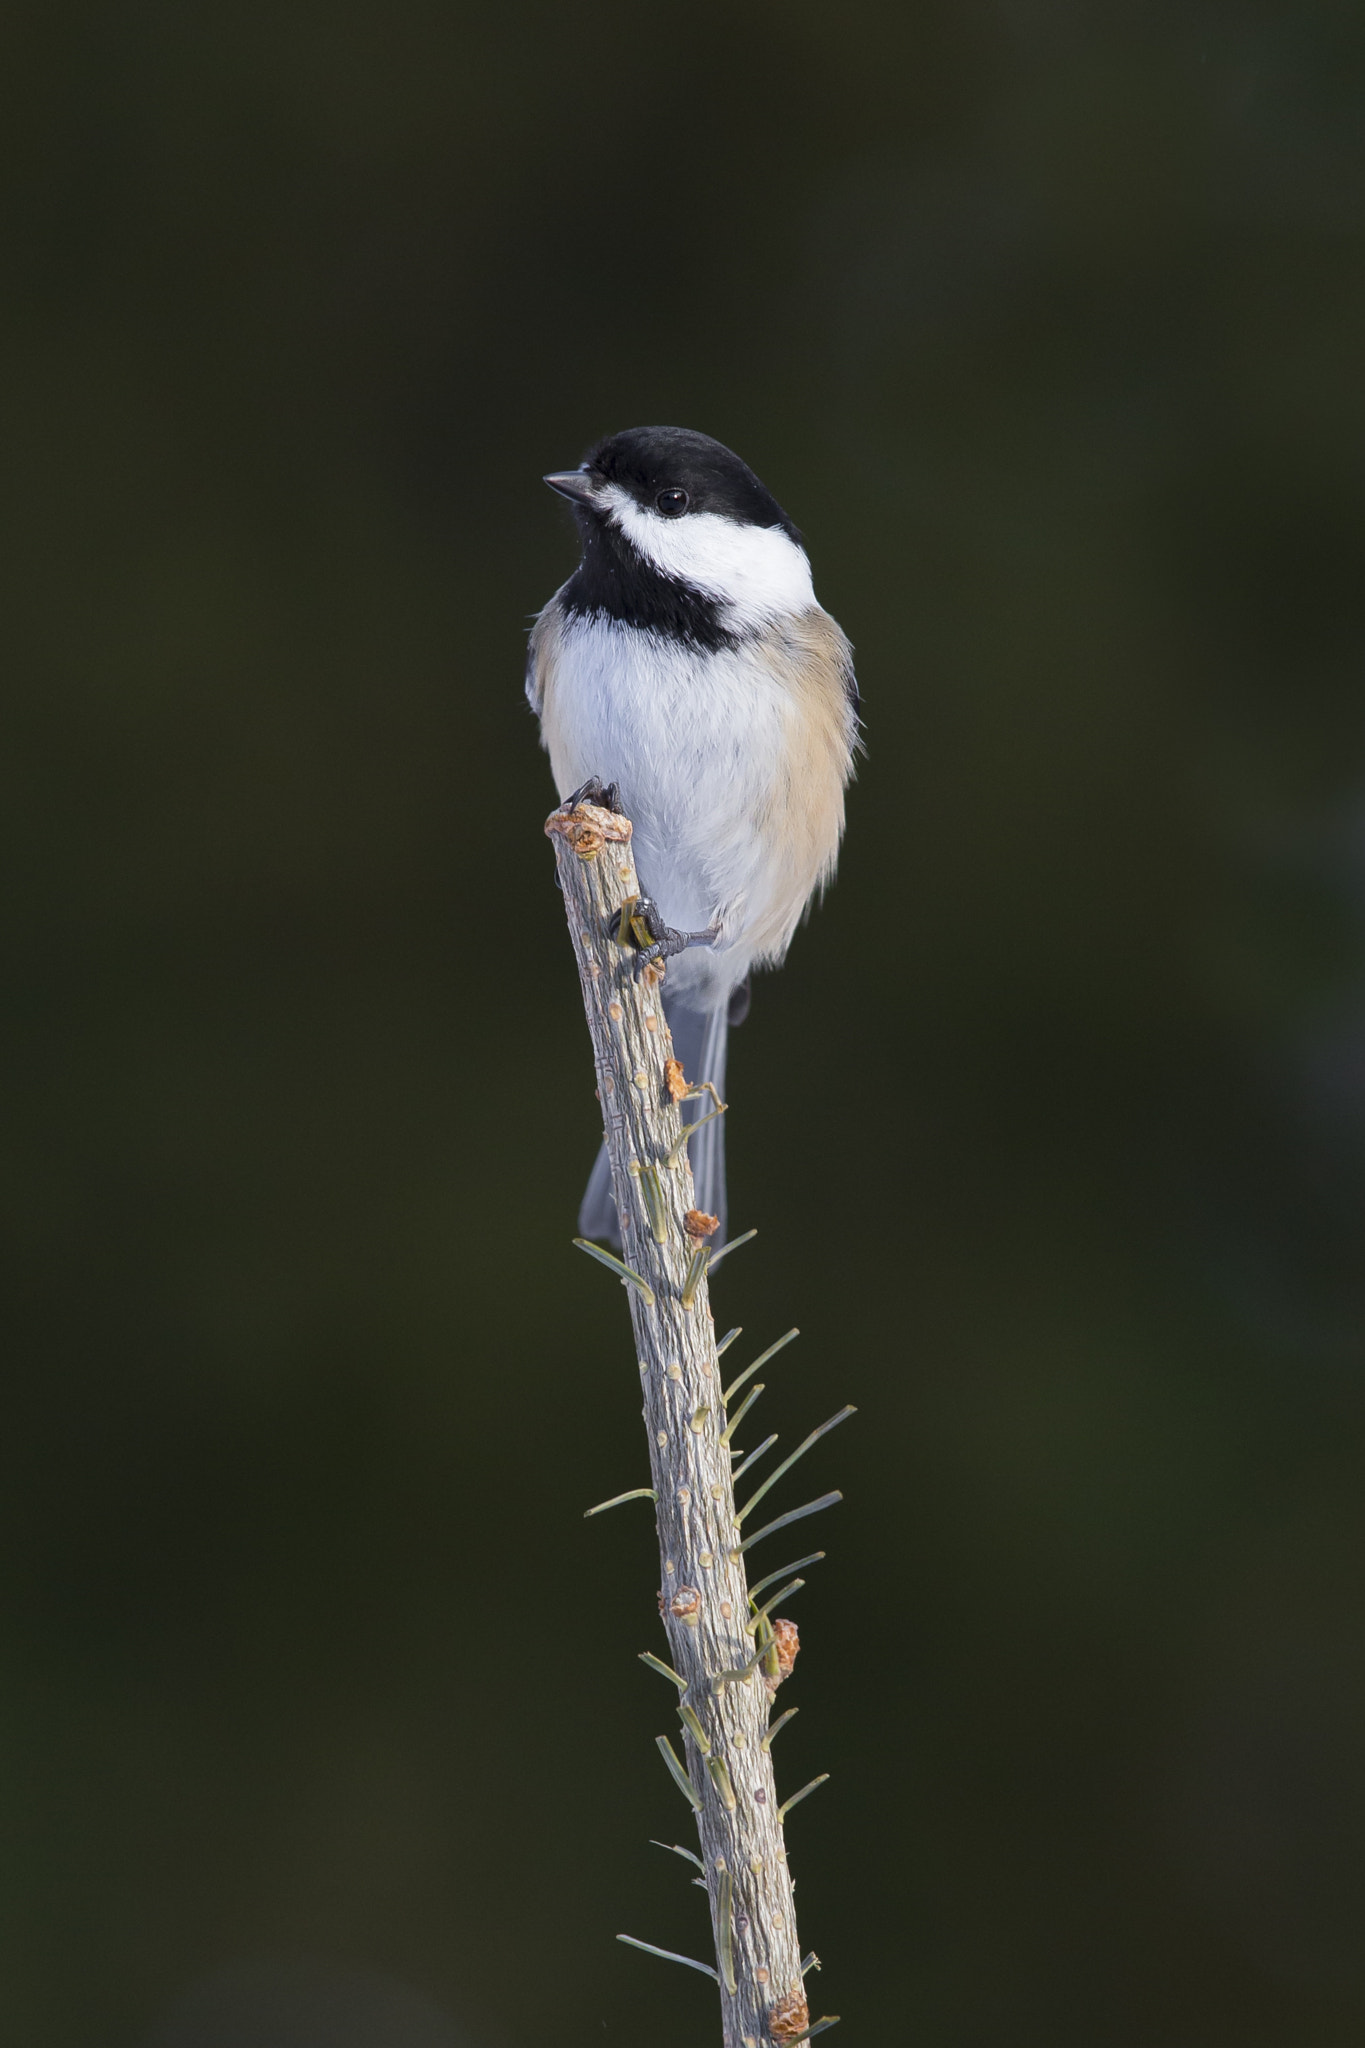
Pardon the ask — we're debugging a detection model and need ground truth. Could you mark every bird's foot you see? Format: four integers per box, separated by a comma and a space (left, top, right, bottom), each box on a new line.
562, 776, 621, 814
626, 894, 720, 975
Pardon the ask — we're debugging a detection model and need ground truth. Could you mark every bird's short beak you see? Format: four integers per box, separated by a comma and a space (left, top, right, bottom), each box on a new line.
543, 469, 604, 508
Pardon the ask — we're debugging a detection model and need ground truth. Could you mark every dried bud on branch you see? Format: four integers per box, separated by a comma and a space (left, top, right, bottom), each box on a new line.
769, 1986, 811, 2042
544, 800, 632, 861
766, 1618, 801, 1692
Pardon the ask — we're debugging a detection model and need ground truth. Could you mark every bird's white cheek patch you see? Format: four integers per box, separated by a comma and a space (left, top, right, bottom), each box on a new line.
603, 487, 815, 625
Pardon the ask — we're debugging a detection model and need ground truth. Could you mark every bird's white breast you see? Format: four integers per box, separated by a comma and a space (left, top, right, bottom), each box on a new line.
535, 611, 814, 1004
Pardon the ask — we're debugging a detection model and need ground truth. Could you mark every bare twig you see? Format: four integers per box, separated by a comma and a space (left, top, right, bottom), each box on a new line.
547, 798, 843, 2048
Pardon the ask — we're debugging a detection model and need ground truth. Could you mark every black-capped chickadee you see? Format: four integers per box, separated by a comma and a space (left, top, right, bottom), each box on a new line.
528, 425, 860, 1246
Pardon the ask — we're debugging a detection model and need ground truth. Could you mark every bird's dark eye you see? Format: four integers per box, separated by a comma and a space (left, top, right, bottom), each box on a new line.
655, 488, 689, 517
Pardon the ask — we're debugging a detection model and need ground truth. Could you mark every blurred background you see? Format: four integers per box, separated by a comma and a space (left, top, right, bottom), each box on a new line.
4, 1, 1365, 2042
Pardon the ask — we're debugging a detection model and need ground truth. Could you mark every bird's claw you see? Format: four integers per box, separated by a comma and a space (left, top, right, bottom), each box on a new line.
625, 895, 720, 977
634, 933, 684, 970
562, 776, 621, 814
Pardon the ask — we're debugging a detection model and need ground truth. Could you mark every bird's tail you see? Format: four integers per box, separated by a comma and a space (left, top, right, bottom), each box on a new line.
576, 994, 730, 1249
670, 997, 730, 1240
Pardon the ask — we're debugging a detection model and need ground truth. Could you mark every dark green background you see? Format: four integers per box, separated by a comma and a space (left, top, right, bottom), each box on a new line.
6, 2, 1365, 2042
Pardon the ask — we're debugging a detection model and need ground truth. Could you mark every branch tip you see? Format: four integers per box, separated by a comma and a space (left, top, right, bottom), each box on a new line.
730, 1432, 779, 1485
720, 1381, 765, 1447
762, 1706, 800, 1751
677, 1702, 712, 1755
664, 1098, 727, 1171
584, 1486, 656, 1518
738, 1491, 842, 1556
736, 1406, 856, 1524
747, 1552, 826, 1605
655, 1734, 702, 1811
778, 1772, 830, 1822
744, 1577, 806, 1636
707, 1226, 757, 1272
572, 1237, 656, 1305
650, 1838, 705, 1873
723, 1327, 799, 1405
638, 1651, 687, 1690
616, 1933, 717, 1982
717, 1867, 738, 1994
679, 1243, 711, 1310
707, 1755, 738, 1811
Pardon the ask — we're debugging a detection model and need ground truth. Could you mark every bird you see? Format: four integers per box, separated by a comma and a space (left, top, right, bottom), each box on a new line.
527, 425, 859, 1247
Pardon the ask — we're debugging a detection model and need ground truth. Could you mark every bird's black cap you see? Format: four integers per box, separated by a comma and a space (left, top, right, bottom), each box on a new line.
551, 425, 801, 544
